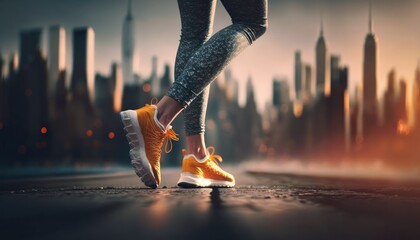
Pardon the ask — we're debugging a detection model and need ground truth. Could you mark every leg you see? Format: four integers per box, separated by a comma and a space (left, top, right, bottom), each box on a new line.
157, 0, 216, 130
158, 0, 268, 127
172, 0, 215, 158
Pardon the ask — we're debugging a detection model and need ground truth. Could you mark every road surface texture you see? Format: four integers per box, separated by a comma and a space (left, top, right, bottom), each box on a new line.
1, 167, 420, 240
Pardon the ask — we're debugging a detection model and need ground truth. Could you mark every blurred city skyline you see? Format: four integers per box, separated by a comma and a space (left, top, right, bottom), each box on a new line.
0, 0, 419, 112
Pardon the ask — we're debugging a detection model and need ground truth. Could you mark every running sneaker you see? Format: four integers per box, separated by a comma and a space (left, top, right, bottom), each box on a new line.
120, 103, 179, 188
177, 147, 235, 188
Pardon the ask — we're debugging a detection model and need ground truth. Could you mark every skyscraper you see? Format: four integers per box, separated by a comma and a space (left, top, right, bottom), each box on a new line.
414, 64, 420, 129
304, 64, 312, 98
17, 28, 49, 158
94, 73, 113, 115
122, 0, 134, 85
294, 50, 303, 100
383, 69, 397, 132
160, 64, 172, 95
111, 62, 123, 112
0, 53, 5, 79
224, 68, 239, 103
150, 56, 160, 96
330, 55, 340, 83
362, 0, 379, 136
48, 26, 65, 98
397, 79, 407, 122
246, 76, 255, 105
71, 27, 95, 107
272, 79, 281, 107
0, 53, 6, 132
315, 16, 330, 97
272, 78, 290, 112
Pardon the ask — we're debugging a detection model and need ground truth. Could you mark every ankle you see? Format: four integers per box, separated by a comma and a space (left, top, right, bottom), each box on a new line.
186, 148, 207, 160
155, 96, 184, 129
157, 111, 171, 129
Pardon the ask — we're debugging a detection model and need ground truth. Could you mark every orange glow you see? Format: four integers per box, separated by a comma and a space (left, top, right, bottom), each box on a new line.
397, 120, 411, 135
143, 83, 151, 93
86, 129, 93, 137
147, 198, 169, 226
41, 127, 47, 134
293, 102, 303, 118
108, 132, 115, 140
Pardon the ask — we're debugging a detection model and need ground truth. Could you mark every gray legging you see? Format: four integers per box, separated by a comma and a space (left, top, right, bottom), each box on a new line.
167, 0, 268, 136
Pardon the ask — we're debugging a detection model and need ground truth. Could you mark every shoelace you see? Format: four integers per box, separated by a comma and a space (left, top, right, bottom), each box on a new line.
163, 128, 179, 153
144, 117, 179, 155
207, 146, 222, 165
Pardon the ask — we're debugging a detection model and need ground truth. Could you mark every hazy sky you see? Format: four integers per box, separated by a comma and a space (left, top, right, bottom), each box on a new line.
0, 0, 419, 111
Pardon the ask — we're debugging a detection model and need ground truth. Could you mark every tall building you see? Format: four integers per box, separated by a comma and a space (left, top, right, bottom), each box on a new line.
315, 16, 330, 97
414, 64, 420, 129
330, 55, 340, 83
149, 56, 160, 96
397, 79, 407, 122
71, 27, 95, 108
383, 69, 397, 132
111, 62, 123, 112
303, 64, 312, 98
68, 27, 95, 155
0, 53, 5, 79
272, 78, 290, 112
17, 28, 49, 158
19, 29, 42, 68
48, 26, 65, 98
328, 62, 349, 154
95, 63, 123, 115
0, 53, 6, 132
294, 50, 303, 100
94, 73, 113, 115
243, 77, 261, 156
362, 0, 379, 136
246, 77, 255, 106
122, 0, 135, 85
160, 64, 172, 95
224, 68, 239, 103
272, 79, 281, 107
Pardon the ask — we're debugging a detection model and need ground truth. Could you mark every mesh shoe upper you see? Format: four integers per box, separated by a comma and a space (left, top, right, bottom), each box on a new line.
181, 147, 235, 182
136, 104, 178, 185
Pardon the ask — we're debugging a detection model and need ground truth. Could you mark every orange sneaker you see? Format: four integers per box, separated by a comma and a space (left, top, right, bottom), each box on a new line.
120, 103, 178, 188
177, 147, 235, 188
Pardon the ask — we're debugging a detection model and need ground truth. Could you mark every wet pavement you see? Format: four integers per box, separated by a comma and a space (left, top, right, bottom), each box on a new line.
1, 167, 420, 240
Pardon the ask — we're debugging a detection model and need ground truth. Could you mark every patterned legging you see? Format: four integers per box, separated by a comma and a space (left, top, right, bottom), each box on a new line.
167, 0, 268, 135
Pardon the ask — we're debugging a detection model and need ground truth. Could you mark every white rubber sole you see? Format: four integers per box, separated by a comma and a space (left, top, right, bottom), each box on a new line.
177, 173, 235, 188
120, 110, 158, 188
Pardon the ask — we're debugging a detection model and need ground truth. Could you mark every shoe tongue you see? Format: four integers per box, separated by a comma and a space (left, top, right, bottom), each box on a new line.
181, 149, 187, 156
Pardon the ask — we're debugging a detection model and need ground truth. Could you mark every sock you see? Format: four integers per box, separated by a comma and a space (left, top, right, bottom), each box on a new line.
152, 107, 167, 132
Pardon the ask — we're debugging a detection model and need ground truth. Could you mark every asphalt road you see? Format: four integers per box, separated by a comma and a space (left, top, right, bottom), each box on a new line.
1, 167, 420, 240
